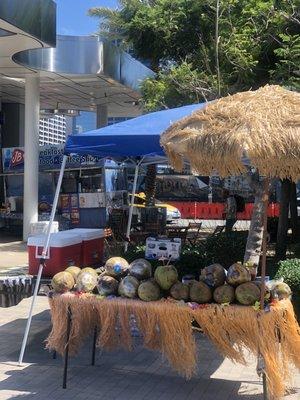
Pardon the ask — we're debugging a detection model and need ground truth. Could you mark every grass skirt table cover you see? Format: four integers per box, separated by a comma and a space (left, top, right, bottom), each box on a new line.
46, 295, 300, 399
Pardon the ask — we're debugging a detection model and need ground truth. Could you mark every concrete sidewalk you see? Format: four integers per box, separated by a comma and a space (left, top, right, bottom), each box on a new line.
0, 297, 299, 400
0, 237, 28, 276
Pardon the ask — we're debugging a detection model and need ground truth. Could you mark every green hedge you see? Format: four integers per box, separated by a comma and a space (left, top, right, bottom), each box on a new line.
121, 231, 247, 279
275, 258, 300, 290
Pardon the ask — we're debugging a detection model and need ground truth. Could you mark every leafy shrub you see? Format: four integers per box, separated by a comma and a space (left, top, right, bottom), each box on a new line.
275, 258, 300, 290
119, 231, 247, 279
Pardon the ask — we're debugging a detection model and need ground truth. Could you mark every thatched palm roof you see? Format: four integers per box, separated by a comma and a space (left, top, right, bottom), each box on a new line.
160, 85, 300, 181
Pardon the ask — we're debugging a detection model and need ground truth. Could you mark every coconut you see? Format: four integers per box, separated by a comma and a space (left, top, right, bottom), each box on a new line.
170, 282, 189, 301
200, 263, 226, 288
105, 257, 129, 278
97, 276, 119, 296
129, 259, 152, 280
213, 284, 235, 304
235, 282, 261, 305
65, 266, 82, 280
271, 282, 292, 300
51, 271, 75, 293
154, 265, 178, 290
226, 262, 251, 287
81, 267, 98, 277
118, 276, 139, 298
138, 279, 161, 301
189, 281, 212, 303
76, 271, 98, 293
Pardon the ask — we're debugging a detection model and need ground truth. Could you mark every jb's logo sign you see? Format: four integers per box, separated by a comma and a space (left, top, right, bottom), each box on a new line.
10, 149, 24, 168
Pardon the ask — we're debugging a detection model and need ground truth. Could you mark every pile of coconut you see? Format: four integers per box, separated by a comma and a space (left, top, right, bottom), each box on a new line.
50, 258, 291, 305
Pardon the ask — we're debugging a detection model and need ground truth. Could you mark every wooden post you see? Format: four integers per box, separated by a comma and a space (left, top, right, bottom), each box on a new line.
259, 177, 270, 400
63, 306, 72, 389
260, 177, 270, 310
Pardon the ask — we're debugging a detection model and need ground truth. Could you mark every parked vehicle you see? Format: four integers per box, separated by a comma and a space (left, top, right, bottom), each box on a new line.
130, 193, 181, 222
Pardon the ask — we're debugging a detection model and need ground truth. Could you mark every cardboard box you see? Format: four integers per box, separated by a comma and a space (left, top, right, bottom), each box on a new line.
145, 237, 181, 261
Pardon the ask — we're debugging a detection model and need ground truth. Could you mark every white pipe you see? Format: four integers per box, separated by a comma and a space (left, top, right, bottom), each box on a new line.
125, 164, 139, 252
18, 155, 68, 365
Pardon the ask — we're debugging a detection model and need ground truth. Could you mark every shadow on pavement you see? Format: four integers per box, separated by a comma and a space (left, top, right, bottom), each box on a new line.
0, 310, 265, 400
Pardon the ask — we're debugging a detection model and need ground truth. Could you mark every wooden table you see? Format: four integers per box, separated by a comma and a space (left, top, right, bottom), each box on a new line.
47, 295, 300, 398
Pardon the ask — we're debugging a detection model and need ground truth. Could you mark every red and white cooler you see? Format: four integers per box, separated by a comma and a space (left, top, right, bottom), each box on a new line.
28, 232, 82, 277
67, 228, 105, 266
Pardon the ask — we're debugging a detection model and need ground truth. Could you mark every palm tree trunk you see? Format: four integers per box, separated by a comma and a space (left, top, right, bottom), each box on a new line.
145, 164, 157, 207
243, 179, 266, 268
275, 179, 291, 260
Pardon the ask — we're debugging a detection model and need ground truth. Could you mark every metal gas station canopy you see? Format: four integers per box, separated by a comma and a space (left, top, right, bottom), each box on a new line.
0, 0, 154, 117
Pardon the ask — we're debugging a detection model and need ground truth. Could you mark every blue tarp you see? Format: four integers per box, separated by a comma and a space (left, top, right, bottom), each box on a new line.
64, 103, 206, 160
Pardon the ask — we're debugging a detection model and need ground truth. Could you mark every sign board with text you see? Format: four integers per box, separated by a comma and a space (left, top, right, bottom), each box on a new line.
2, 145, 104, 173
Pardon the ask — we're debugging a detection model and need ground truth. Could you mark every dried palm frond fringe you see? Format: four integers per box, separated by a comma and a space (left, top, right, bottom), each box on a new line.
160, 85, 300, 181
46, 297, 300, 399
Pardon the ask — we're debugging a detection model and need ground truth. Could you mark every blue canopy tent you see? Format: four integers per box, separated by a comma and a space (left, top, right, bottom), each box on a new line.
64, 103, 205, 161
64, 102, 205, 249
19, 102, 206, 364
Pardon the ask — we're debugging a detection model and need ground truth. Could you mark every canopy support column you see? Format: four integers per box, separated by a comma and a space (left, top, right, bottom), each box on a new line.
96, 104, 108, 128
23, 75, 40, 240
125, 163, 139, 252
18, 155, 68, 365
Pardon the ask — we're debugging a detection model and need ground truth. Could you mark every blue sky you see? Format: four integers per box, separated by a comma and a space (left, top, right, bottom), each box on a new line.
56, 0, 118, 36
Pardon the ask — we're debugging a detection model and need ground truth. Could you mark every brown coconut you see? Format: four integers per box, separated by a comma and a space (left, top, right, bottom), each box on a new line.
170, 282, 190, 301
213, 284, 235, 304
138, 279, 161, 301
235, 282, 260, 305
51, 271, 75, 293
189, 281, 212, 303
226, 262, 251, 287
105, 257, 129, 278
200, 263, 226, 288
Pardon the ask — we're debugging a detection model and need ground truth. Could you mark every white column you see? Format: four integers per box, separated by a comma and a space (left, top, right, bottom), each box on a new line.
96, 104, 108, 128
23, 75, 40, 241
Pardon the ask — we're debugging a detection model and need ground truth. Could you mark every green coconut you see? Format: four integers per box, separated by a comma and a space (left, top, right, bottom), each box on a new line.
138, 279, 161, 301
189, 281, 212, 303
97, 276, 119, 296
200, 263, 226, 288
170, 282, 190, 301
213, 284, 235, 304
271, 282, 292, 300
235, 282, 261, 305
226, 262, 251, 287
65, 266, 82, 280
105, 257, 129, 278
51, 271, 75, 293
129, 259, 152, 280
154, 265, 178, 290
76, 271, 98, 293
118, 276, 139, 298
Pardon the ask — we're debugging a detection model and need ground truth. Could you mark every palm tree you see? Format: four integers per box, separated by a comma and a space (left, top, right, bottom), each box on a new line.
144, 164, 157, 207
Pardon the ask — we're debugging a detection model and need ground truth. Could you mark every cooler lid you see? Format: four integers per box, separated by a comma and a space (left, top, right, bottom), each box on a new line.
65, 228, 105, 240
27, 232, 82, 247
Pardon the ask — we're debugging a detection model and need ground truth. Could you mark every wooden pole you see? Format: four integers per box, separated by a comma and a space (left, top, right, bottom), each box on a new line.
260, 177, 270, 309
63, 306, 72, 389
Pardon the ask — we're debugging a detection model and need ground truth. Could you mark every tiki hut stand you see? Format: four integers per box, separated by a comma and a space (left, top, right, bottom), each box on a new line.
161, 85, 300, 399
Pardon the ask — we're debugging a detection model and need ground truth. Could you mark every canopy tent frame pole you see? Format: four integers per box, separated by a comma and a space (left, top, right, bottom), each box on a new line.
18, 155, 68, 366
125, 162, 140, 252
